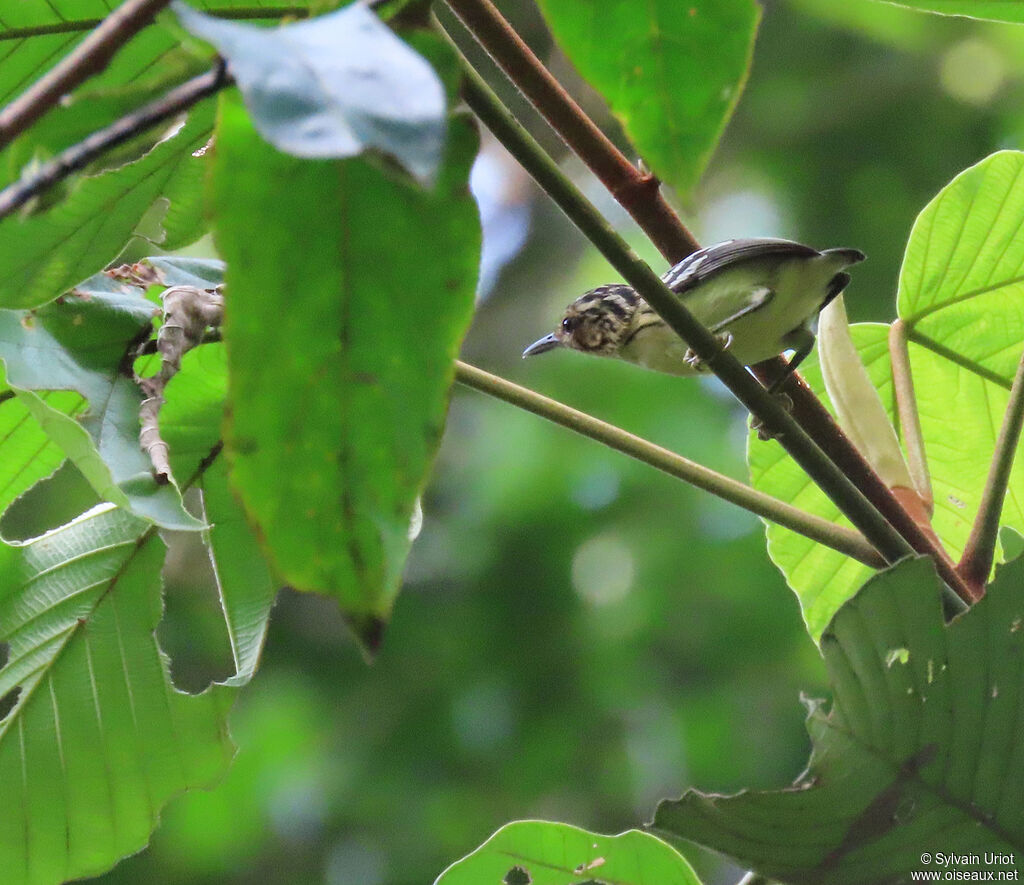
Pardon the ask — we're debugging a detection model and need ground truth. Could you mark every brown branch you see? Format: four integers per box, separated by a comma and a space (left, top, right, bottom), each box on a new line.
0, 64, 230, 221
441, 0, 699, 263
459, 68, 918, 567
754, 361, 972, 605
0, 0, 174, 149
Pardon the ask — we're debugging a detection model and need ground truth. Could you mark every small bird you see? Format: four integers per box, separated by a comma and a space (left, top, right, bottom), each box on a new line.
523, 238, 865, 389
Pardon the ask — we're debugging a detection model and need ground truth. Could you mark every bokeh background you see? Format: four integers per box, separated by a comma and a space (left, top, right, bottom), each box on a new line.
81, 1, 1024, 882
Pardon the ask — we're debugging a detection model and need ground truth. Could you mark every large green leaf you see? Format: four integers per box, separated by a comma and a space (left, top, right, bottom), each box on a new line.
0, 273, 202, 530
436, 821, 702, 885
211, 94, 479, 630
873, 1, 1024, 23
654, 556, 1024, 882
0, 102, 213, 309
750, 151, 1024, 638
175, 1, 447, 180
898, 150, 1024, 379
0, 505, 235, 885
533, 0, 759, 199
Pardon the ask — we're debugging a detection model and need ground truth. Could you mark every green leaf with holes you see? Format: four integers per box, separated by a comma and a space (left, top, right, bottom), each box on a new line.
435, 821, 702, 885
212, 94, 479, 638
654, 556, 1024, 881
0, 505, 235, 885
533, 0, 759, 199
871, 1, 1024, 23
750, 151, 1024, 638
0, 274, 201, 530
160, 341, 277, 686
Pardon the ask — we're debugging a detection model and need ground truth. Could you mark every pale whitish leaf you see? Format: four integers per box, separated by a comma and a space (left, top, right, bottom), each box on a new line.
174, 1, 447, 180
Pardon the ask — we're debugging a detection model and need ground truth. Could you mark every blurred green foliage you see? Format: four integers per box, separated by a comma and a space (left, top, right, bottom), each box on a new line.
86, 1, 1024, 883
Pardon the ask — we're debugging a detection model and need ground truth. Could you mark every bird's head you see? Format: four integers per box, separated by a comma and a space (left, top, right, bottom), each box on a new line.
523, 284, 639, 359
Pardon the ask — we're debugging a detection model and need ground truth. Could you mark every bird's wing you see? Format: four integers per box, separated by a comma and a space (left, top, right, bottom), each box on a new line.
706, 286, 773, 334
660, 238, 819, 293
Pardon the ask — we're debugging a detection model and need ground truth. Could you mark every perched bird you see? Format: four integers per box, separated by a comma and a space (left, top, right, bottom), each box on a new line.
523, 238, 865, 389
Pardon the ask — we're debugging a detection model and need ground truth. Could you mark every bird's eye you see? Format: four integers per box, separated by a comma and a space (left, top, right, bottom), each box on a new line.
561, 316, 575, 334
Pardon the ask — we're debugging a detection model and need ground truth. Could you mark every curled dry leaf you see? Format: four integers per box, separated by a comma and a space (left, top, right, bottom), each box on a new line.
138, 284, 225, 484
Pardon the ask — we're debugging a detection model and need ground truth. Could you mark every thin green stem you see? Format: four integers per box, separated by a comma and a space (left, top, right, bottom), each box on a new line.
889, 320, 932, 512
907, 328, 1011, 390
455, 361, 884, 568
459, 67, 911, 566
957, 351, 1024, 594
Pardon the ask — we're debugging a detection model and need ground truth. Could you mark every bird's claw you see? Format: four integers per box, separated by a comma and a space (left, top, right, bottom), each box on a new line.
684, 332, 733, 372
751, 392, 794, 441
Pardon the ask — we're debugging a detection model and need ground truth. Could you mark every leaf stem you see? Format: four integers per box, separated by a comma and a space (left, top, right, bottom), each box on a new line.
0, 64, 230, 220
0, 0, 173, 149
440, 0, 699, 262
957, 351, 1024, 595
458, 69, 912, 566
889, 320, 933, 511
455, 361, 884, 568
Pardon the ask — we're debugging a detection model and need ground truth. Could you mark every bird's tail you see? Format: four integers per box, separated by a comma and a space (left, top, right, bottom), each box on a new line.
821, 247, 866, 267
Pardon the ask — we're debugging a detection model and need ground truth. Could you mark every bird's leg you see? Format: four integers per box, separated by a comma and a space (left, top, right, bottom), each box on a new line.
766, 326, 815, 394
751, 326, 815, 440
750, 393, 794, 441
684, 331, 733, 372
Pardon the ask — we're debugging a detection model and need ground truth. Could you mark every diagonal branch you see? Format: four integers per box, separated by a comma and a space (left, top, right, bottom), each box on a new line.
0, 0, 173, 149
458, 67, 914, 568
439, 2, 976, 601
456, 361, 885, 569
958, 351, 1024, 594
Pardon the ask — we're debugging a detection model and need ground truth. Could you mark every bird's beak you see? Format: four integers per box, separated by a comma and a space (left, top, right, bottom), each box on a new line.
522, 332, 562, 358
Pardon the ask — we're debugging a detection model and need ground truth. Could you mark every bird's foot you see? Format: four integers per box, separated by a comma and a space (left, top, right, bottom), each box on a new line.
684, 332, 733, 372
751, 391, 794, 441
